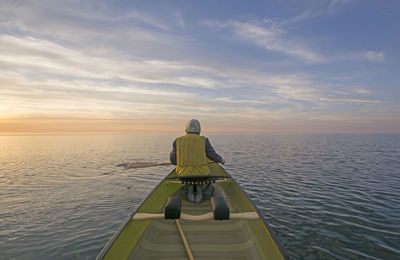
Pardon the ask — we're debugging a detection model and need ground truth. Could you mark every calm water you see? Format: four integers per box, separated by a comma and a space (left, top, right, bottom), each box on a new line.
1, 134, 399, 259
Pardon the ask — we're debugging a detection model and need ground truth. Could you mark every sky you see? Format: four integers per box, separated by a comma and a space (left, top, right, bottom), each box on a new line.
0, 0, 399, 134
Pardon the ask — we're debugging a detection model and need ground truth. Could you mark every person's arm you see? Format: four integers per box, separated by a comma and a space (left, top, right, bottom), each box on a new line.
205, 138, 224, 163
170, 139, 177, 165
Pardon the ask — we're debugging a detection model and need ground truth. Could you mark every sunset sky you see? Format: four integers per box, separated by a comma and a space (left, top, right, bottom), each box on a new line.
1, 0, 399, 133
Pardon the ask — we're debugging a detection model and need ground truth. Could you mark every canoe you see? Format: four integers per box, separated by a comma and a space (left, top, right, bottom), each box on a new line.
96, 163, 286, 259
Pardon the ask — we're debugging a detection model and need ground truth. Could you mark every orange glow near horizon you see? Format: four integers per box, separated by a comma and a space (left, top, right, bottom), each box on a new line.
1, 116, 400, 135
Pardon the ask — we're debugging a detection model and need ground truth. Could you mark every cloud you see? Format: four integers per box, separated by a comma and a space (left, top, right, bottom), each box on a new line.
0, 0, 170, 31
318, 97, 380, 104
280, 0, 356, 26
0, 1, 185, 59
0, 34, 226, 88
363, 51, 384, 62
172, 10, 186, 29
0, 32, 230, 119
0, 30, 382, 124
204, 17, 385, 65
0, 1, 391, 133
279, 11, 318, 27
332, 50, 385, 63
355, 88, 371, 95
329, 0, 355, 9
273, 84, 320, 101
203, 19, 324, 63
214, 97, 269, 105
119, 9, 169, 30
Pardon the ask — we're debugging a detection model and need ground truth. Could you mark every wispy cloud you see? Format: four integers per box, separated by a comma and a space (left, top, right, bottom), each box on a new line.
329, 0, 356, 10
172, 10, 186, 29
319, 97, 380, 104
0, 30, 383, 123
0, 34, 223, 87
363, 51, 384, 62
281, 0, 356, 26
203, 19, 324, 63
355, 88, 371, 95
214, 97, 269, 105
119, 9, 170, 30
203, 16, 385, 65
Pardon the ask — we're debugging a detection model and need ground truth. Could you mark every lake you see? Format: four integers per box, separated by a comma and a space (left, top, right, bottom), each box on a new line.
1, 133, 399, 259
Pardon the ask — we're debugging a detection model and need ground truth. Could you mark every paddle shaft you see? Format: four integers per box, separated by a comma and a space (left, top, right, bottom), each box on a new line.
126, 162, 172, 169
175, 219, 195, 260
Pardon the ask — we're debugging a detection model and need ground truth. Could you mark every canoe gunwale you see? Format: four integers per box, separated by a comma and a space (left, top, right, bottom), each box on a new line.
219, 166, 288, 259
95, 169, 176, 260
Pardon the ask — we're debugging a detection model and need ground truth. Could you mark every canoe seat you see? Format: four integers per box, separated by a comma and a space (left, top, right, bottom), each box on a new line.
164, 196, 181, 219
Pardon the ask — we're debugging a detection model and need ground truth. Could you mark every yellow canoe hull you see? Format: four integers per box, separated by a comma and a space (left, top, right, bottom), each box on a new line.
97, 164, 285, 259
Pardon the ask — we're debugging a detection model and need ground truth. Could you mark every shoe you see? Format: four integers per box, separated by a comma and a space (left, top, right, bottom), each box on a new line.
187, 185, 195, 203
194, 185, 203, 203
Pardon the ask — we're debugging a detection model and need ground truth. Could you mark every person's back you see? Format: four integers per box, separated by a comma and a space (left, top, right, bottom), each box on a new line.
176, 133, 210, 176
170, 119, 225, 203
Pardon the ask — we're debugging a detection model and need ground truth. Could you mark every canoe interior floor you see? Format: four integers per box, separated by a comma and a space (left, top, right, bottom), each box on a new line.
129, 190, 263, 260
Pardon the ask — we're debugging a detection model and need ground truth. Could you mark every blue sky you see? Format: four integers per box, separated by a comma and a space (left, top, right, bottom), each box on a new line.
0, 0, 399, 133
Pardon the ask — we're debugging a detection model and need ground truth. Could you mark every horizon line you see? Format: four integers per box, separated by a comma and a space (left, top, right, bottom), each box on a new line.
1, 131, 399, 136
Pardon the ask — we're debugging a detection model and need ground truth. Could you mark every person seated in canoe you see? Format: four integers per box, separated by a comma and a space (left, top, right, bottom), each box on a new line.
170, 119, 225, 203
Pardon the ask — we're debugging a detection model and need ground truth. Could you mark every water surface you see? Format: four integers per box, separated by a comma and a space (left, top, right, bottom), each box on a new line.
1, 134, 399, 259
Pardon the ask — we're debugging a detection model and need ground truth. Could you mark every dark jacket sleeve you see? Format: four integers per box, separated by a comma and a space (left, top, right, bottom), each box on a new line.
205, 138, 223, 163
170, 139, 177, 165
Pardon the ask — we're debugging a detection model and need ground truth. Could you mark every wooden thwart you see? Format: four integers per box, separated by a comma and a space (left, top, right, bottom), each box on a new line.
132, 211, 259, 221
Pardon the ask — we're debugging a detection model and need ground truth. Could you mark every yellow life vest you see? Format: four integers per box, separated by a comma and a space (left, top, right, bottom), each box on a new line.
176, 133, 210, 176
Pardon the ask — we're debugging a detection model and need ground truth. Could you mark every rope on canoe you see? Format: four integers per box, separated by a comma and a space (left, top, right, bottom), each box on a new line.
132, 212, 259, 221
175, 219, 195, 260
